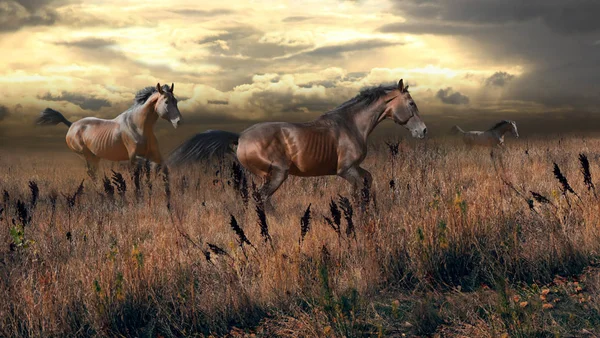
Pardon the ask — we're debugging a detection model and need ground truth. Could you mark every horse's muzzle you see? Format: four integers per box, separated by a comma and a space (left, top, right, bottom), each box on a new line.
171, 118, 181, 129
410, 125, 427, 139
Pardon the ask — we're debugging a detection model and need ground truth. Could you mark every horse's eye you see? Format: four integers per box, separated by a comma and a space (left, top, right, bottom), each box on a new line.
410, 102, 416, 106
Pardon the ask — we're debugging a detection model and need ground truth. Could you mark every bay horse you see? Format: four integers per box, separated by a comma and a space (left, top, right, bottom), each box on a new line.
36, 83, 182, 177
451, 120, 519, 147
168, 79, 427, 207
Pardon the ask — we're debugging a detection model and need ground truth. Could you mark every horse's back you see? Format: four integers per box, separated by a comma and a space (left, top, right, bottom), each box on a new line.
237, 121, 339, 177
463, 131, 498, 146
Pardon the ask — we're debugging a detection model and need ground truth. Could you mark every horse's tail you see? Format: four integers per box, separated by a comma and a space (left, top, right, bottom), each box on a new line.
167, 130, 240, 167
36, 108, 72, 127
450, 125, 465, 135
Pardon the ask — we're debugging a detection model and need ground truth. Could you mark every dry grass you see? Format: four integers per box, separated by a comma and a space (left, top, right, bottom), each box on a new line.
1, 136, 600, 337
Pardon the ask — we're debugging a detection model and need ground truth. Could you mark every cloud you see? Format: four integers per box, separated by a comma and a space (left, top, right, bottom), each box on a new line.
436, 87, 470, 105
306, 39, 402, 57
382, 0, 600, 111
288, 39, 402, 60
485, 71, 515, 87
282, 16, 312, 22
0, 105, 9, 121
54, 37, 116, 49
39, 91, 112, 111
388, 0, 600, 34
207, 100, 229, 105
378, 21, 489, 35
197, 25, 260, 45
0, 0, 60, 32
169, 8, 235, 17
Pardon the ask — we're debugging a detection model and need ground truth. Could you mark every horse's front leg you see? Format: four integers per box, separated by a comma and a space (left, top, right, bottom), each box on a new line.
146, 146, 164, 174
356, 166, 376, 211
124, 136, 161, 173
83, 150, 100, 181
338, 166, 372, 209
123, 135, 141, 166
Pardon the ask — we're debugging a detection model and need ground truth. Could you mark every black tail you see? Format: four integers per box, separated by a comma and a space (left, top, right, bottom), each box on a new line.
36, 108, 72, 127
450, 125, 464, 135
167, 130, 240, 167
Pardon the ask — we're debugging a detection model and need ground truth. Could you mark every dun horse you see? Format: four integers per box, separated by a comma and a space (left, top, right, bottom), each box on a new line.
36, 83, 182, 177
168, 79, 427, 207
451, 120, 518, 146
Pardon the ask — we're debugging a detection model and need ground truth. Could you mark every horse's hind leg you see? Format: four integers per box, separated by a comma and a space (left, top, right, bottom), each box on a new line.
259, 168, 289, 211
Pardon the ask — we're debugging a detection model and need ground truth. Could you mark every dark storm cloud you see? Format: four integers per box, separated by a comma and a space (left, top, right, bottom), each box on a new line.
207, 100, 229, 105
0, 0, 61, 32
0, 0, 132, 33
436, 88, 469, 105
170, 8, 235, 17
378, 21, 488, 35
39, 91, 112, 111
54, 37, 116, 49
485, 72, 515, 87
0, 105, 9, 121
383, 0, 600, 112
388, 0, 600, 34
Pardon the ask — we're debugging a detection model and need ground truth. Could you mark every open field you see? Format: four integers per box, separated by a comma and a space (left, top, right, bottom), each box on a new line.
1, 136, 600, 337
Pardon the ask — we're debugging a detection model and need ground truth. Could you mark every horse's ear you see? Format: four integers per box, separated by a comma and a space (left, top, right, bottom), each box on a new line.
404, 85, 409, 92
157, 83, 164, 94
170, 83, 174, 92
398, 79, 404, 91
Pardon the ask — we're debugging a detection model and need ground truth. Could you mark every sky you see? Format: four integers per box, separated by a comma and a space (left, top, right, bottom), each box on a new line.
1, 0, 600, 147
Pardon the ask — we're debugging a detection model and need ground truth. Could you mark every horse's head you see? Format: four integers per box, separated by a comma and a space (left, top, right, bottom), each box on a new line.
510, 121, 519, 138
383, 79, 427, 139
155, 83, 182, 128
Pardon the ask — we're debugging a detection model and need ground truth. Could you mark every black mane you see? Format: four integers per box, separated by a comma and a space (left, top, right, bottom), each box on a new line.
488, 120, 512, 131
133, 84, 171, 105
327, 84, 399, 114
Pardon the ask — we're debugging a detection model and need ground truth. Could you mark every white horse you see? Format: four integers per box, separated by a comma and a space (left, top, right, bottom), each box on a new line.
451, 120, 519, 146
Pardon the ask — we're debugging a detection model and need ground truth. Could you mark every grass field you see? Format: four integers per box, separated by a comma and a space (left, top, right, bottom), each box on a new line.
1, 136, 600, 337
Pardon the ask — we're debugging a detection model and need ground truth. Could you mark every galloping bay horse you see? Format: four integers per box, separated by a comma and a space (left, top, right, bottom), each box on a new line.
168, 79, 427, 206
451, 120, 519, 147
36, 83, 182, 177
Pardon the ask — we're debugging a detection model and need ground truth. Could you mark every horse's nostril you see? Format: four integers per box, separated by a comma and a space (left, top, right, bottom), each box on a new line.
423, 128, 427, 135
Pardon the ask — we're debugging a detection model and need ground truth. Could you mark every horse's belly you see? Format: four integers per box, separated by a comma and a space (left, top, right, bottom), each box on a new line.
289, 143, 338, 176
289, 157, 337, 177
82, 123, 129, 161
95, 144, 129, 161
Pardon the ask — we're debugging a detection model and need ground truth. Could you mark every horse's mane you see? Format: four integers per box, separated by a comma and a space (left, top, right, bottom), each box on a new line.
488, 120, 512, 131
325, 84, 399, 115
133, 84, 171, 106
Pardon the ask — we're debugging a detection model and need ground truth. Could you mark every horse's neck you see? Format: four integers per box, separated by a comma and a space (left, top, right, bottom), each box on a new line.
129, 98, 158, 135
347, 103, 386, 143
495, 124, 511, 137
